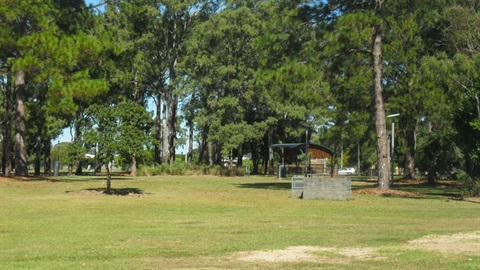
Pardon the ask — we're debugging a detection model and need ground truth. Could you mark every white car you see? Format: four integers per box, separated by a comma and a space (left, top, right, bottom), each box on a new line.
338, 167, 356, 175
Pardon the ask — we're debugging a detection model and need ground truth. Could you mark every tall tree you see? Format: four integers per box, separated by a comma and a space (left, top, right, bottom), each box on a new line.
430, 0, 480, 178
254, 0, 330, 174
1, 0, 58, 176
1, 0, 109, 176
107, 0, 213, 166
379, 1, 447, 180
323, 0, 390, 187
184, 4, 267, 166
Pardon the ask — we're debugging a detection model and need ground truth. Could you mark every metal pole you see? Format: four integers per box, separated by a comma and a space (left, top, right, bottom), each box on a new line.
391, 121, 395, 186
54, 141, 60, 176
358, 143, 360, 175
93, 143, 97, 176
386, 113, 400, 185
305, 129, 308, 176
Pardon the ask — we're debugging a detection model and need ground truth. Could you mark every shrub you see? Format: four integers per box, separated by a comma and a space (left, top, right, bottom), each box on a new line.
456, 169, 480, 197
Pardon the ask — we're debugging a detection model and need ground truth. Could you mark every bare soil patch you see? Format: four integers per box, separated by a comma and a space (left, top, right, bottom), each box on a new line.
406, 231, 480, 256
233, 232, 480, 263
233, 246, 385, 263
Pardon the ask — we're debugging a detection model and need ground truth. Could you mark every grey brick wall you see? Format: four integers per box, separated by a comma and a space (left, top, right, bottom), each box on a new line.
291, 176, 351, 200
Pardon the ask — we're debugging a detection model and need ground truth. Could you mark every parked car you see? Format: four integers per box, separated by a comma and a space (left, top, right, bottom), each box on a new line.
338, 167, 356, 175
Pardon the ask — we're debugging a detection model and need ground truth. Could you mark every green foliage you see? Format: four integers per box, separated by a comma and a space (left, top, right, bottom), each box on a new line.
65, 141, 85, 168
416, 130, 464, 183
456, 169, 480, 197
84, 101, 153, 166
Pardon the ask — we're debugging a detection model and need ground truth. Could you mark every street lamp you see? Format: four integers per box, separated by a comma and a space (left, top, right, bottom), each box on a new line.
305, 129, 308, 176
54, 141, 60, 176
386, 113, 400, 185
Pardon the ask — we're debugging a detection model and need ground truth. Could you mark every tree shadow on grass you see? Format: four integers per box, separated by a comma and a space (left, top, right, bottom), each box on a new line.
236, 182, 291, 190
352, 180, 469, 200
394, 182, 464, 199
66, 188, 147, 196
13, 175, 136, 183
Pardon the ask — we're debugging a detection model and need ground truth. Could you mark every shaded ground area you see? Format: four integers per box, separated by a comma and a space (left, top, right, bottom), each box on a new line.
353, 187, 425, 198
67, 188, 146, 197
352, 179, 476, 200
0, 175, 135, 183
236, 182, 291, 190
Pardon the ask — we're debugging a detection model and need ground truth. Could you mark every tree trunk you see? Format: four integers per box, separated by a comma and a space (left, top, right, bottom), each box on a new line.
208, 141, 214, 166
43, 140, 51, 175
215, 142, 222, 165
267, 126, 274, 175
74, 110, 83, 175
403, 150, 415, 180
187, 120, 194, 166
34, 133, 42, 176
237, 144, 243, 167
198, 124, 209, 164
134, 71, 144, 107
105, 161, 112, 194
331, 156, 339, 177
14, 70, 28, 176
252, 145, 259, 174
2, 75, 13, 176
372, 23, 390, 189
161, 94, 169, 164
154, 93, 162, 165
131, 153, 137, 176
168, 93, 178, 166
95, 159, 102, 174
403, 123, 417, 180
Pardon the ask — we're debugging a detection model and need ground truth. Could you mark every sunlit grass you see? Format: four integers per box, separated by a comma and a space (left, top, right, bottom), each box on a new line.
1, 175, 479, 269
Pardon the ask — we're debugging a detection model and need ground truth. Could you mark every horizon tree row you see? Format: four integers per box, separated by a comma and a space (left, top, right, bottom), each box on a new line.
1, 0, 479, 191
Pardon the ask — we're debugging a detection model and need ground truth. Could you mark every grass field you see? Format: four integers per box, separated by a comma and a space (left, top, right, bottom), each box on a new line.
1, 175, 479, 269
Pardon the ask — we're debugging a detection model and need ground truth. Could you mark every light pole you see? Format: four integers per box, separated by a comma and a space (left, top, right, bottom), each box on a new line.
305, 129, 308, 176
386, 113, 400, 186
93, 143, 97, 176
54, 141, 60, 176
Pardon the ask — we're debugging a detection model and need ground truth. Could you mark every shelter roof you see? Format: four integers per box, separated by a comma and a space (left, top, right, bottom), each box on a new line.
270, 143, 334, 159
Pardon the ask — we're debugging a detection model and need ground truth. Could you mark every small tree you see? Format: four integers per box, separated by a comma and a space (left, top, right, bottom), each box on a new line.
116, 101, 153, 176
84, 101, 152, 193
84, 104, 118, 193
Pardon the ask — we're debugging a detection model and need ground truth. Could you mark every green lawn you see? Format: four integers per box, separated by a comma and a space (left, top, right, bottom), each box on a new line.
1, 175, 479, 269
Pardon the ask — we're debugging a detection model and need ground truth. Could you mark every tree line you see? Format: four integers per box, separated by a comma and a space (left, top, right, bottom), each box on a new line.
1, 0, 479, 192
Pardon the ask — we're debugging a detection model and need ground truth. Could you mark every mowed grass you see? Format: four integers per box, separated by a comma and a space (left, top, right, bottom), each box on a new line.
1, 175, 479, 269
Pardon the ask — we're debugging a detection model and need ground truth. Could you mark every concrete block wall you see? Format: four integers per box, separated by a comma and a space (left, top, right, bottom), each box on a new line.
292, 176, 351, 200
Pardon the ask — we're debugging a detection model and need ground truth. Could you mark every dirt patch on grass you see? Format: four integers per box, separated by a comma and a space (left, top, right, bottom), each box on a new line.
464, 197, 480, 203
233, 246, 385, 263
233, 232, 480, 263
406, 231, 480, 255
